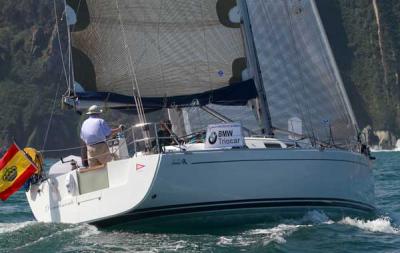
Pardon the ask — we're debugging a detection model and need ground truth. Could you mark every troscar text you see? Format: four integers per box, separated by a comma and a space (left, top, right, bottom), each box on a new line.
219, 137, 240, 145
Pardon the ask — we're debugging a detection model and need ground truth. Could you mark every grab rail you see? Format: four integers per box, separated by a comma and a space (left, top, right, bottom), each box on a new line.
130, 122, 185, 155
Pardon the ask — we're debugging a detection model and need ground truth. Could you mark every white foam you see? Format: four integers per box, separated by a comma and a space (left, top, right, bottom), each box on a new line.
301, 210, 334, 224
371, 149, 400, 152
13, 223, 96, 251
371, 143, 400, 152
167, 240, 188, 251
231, 235, 254, 247
250, 224, 311, 245
217, 236, 233, 246
219, 210, 333, 247
78, 224, 101, 238
216, 224, 301, 247
339, 217, 400, 234
0, 221, 36, 234
149, 238, 193, 252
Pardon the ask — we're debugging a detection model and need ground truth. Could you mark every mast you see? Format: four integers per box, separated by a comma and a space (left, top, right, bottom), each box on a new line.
238, 0, 274, 136
65, 0, 75, 97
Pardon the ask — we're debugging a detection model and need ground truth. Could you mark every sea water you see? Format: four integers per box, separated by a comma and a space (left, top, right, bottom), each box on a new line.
1, 152, 399, 253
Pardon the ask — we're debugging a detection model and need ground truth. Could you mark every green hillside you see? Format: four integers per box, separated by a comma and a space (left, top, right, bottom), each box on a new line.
317, 0, 400, 147
0, 0, 81, 155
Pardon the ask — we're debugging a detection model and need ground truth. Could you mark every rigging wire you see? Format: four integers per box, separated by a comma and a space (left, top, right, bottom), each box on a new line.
42, 0, 70, 151
40, 126, 134, 153
60, 0, 81, 98
115, 0, 147, 125
41, 72, 62, 151
52, 0, 70, 92
284, 1, 355, 148
64, 0, 75, 96
309, 0, 358, 146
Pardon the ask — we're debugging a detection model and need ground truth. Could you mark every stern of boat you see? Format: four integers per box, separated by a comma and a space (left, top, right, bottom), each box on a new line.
26, 153, 160, 223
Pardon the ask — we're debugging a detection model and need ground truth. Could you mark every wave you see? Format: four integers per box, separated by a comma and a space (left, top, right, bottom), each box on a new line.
247, 224, 309, 244
371, 144, 400, 152
4, 212, 399, 252
295, 212, 400, 235
12, 223, 101, 251
217, 210, 331, 247
79, 224, 101, 238
0, 221, 36, 234
339, 216, 400, 234
300, 209, 334, 224
371, 149, 400, 152
216, 224, 305, 247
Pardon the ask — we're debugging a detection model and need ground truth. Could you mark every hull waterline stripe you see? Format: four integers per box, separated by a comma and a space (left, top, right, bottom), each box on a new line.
92, 198, 375, 227
135, 197, 375, 214
190, 158, 368, 167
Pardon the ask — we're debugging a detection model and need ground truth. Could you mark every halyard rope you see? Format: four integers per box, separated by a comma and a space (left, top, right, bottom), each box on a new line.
42, 0, 69, 151
115, 0, 147, 125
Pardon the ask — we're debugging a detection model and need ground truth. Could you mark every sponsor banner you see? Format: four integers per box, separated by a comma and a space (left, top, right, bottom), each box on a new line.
205, 123, 244, 148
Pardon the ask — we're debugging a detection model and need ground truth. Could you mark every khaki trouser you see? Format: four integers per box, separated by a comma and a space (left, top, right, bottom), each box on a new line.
87, 142, 112, 167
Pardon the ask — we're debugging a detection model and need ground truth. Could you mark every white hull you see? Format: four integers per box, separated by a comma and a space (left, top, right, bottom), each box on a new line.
26, 147, 375, 226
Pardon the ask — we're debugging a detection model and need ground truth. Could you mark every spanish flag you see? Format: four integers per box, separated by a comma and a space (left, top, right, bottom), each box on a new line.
0, 143, 37, 201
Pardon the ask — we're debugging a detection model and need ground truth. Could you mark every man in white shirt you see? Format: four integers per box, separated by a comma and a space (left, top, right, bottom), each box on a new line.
80, 105, 122, 167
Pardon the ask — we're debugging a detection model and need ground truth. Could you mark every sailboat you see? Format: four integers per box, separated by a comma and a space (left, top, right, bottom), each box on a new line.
26, 0, 375, 227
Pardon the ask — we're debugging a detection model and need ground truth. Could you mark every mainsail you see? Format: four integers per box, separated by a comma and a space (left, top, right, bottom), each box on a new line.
66, 0, 256, 109
64, 0, 360, 147
245, 0, 359, 146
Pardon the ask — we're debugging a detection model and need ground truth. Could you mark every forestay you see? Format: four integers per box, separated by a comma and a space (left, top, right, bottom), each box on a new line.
246, 0, 358, 147
67, 0, 251, 102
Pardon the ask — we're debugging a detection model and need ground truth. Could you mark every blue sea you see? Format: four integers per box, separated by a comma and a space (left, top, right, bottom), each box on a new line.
1, 152, 399, 253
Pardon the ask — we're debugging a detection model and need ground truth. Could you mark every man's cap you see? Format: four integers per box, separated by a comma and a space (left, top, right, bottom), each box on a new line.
86, 105, 103, 115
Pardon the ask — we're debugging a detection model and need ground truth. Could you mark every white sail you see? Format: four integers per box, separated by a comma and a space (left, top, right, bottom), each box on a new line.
246, 0, 358, 146
69, 0, 247, 98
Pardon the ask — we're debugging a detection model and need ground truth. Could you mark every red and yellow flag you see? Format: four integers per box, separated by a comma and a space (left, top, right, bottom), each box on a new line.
0, 143, 37, 201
